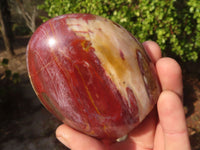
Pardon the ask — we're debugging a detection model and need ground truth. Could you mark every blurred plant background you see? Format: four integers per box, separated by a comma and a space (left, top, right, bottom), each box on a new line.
0, 0, 200, 149
39, 0, 200, 62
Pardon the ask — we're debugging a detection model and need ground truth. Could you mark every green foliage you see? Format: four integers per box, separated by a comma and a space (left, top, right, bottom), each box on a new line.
38, 0, 200, 62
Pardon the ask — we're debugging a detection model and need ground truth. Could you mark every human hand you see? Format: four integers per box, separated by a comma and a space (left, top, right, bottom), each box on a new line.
55, 41, 191, 150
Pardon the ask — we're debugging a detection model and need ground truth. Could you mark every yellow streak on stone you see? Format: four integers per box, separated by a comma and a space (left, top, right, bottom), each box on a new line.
81, 40, 91, 52
94, 33, 130, 80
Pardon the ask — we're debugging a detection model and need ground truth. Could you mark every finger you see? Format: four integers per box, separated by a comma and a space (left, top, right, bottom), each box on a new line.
156, 57, 183, 98
111, 108, 157, 150
153, 123, 165, 150
126, 108, 158, 149
157, 90, 191, 150
56, 124, 105, 150
142, 41, 162, 63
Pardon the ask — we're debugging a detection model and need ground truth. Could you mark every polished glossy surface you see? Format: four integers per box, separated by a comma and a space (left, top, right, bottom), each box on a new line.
27, 14, 161, 139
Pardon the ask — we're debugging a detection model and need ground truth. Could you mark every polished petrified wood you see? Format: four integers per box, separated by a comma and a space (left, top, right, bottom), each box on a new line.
27, 14, 161, 140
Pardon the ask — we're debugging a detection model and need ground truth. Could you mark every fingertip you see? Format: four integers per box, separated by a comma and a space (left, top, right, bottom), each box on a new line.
56, 124, 71, 148
157, 90, 184, 120
156, 57, 183, 98
156, 57, 182, 76
157, 90, 187, 134
157, 90, 187, 135
55, 124, 67, 138
142, 41, 162, 63
157, 90, 191, 150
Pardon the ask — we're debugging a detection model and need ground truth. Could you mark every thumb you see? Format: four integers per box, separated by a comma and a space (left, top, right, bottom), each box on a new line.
56, 124, 105, 150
